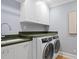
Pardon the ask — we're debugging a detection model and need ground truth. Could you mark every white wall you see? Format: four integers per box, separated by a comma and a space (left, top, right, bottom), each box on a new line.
49, 2, 77, 55
1, 0, 21, 35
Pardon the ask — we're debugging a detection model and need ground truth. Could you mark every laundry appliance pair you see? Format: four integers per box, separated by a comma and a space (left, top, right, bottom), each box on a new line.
19, 32, 60, 59
36, 35, 60, 59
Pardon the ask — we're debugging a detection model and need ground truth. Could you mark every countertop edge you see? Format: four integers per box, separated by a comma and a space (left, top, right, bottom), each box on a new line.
1, 39, 32, 47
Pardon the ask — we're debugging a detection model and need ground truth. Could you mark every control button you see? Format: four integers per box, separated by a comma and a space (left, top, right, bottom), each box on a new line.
48, 37, 53, 41
42, 38, 48, 43
53, 36, 59, 39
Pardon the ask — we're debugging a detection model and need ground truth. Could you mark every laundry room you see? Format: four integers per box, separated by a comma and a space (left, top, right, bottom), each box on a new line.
1, 0, 77, 59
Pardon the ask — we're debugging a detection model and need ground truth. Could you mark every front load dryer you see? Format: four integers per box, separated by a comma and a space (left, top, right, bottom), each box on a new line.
52, 35, 60, 59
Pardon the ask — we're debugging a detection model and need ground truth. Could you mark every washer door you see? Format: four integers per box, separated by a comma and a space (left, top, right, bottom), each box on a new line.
55, 40, 60, 53
43, 43, 54, 59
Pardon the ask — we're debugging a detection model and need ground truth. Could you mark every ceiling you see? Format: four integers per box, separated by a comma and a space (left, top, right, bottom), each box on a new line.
43, 0, 76, 8
15, 0, 76, 8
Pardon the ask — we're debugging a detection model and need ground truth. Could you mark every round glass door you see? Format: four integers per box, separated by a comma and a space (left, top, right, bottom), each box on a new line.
55, 40, 60, 53
43, 43, 54, 59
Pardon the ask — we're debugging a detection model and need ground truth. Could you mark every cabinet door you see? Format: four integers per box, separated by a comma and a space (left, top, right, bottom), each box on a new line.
34, 1, 49, 25
14, 41, 32, 59
20, 0, 36, 22
1, 46, 15, 59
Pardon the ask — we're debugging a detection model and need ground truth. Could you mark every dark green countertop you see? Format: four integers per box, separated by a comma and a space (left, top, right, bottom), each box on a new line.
1, 31, 58, 47
1, 34, 33, 47
19, 31, 58, 37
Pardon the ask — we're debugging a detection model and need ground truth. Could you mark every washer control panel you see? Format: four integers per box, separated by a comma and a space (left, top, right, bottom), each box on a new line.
42, 37, 53, 43
53, 36, 59, 39
42, 38, 48, 43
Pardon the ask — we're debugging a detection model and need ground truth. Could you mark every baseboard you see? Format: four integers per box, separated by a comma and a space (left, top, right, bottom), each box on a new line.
59, 51, 77, 59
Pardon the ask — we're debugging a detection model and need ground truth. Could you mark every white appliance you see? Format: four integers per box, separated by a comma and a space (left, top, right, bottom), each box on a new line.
36, 35, 60, 59
53, 35, 60, 59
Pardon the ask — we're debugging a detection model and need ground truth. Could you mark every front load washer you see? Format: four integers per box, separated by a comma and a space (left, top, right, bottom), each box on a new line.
36, 36, 55, 59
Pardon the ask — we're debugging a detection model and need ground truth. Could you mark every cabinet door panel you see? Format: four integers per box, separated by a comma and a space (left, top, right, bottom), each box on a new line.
1, 46, 15, 59
20, 0, 35, 22
35, 1, 49, 25
14, 42, 32, 59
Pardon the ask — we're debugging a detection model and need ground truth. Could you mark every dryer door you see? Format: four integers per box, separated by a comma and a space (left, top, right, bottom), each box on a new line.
43, 43, 54, 59
55, 40, 60, 53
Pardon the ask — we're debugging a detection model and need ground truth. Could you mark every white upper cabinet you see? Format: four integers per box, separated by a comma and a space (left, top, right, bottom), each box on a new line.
35, 1, 49, 25
20, 0, 49, 25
